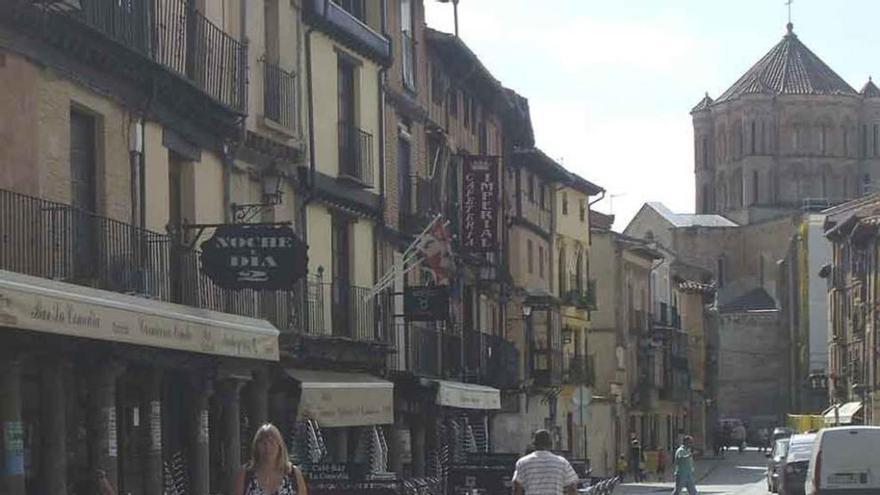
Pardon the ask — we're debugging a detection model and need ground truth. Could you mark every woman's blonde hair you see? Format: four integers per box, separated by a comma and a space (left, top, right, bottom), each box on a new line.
247, 423, 292, 475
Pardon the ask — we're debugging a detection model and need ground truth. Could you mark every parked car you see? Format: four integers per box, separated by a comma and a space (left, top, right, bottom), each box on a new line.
778, 433, 816, 495
773, 427, 795, 442
806, 426, 880, 495
767, 437, 791, 493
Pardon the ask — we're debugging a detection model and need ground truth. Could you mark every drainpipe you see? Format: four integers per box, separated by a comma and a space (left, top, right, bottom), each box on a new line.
589, 190, 606, 208
300, 3, 325, 244
376, 0, 388, 292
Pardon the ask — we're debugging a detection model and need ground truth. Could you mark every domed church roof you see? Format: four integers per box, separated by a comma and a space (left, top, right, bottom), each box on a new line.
713, 23, 857, 105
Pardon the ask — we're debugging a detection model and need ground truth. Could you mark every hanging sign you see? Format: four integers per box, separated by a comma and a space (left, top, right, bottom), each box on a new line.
404, 286, 449, 321
200, 224, 308, 290
461, 155, 500, 252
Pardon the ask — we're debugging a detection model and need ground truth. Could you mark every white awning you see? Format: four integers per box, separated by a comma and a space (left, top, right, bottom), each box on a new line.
428, 379, 501, 410
0, 269, 279, 361
285, 369, 394, 427
823, 402, 863, 426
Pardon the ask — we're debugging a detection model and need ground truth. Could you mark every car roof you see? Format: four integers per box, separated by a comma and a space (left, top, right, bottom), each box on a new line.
789, 433, 816, 445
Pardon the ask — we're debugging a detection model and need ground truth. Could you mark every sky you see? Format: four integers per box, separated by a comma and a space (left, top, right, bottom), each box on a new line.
423, 0, 880, 230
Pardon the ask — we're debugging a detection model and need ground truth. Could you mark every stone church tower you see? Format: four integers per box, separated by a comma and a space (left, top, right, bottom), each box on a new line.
692, 23, 880, 225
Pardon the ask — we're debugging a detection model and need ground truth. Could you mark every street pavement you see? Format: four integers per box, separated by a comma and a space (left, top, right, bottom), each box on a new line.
614, 449, 770, 495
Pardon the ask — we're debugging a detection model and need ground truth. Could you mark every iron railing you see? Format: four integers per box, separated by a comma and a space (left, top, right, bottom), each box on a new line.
37, 0, 247, 111
563, 354, 594, 386
0, 188, 389, 343
531, 348, 563, 387
263, 59, 298, 131
464, 332, 520, 388
394, 324, 463, 378
338, 122, 374, 187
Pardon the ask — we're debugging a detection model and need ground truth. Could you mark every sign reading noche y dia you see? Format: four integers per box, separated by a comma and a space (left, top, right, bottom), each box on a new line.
461, 155, 499, 252
200, 224, 308, 290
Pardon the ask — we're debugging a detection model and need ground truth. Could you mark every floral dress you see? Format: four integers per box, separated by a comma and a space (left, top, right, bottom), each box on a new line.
244, 470, 298, 495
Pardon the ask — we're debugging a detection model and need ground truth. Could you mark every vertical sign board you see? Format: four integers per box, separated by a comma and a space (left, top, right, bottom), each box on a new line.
461, 155, 500, 253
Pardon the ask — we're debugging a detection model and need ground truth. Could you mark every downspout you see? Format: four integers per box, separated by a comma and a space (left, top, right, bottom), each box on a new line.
589, 190, 606, 207
376, 0, 388, 291
301, 3, 324, 244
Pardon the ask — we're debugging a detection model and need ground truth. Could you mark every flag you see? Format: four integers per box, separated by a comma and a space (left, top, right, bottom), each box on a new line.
417, 219, 454, 285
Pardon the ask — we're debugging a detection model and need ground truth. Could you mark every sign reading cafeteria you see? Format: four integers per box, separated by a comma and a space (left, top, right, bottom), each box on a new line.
200, 224, 308, 290
461, 155, 499, 252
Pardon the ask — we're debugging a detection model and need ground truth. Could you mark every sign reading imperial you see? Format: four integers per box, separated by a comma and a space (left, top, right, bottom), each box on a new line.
200, 224, 308, 290
461, 155, 499, 252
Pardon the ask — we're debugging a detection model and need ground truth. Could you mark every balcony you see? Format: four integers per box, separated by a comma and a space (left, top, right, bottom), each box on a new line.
517, 194, 552, 234
401, 175, 439, 233
338, 122, 374, 187
17, 0, 247, 112
563, 354, 594, 386
464, 332, 520, 389
303, 0, 392, 65
392, 324, 463, 379
263, 59, 298, 133
0, 188, 387, 345
531, 348, 563, 387
654, 303, 681, 330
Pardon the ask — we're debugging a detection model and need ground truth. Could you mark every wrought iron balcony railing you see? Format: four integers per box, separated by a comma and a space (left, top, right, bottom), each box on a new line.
531, 348, 563, 387
0, 188, 387, 344
338, 122, 374, 187
32, 0, 248, 112
391, 324, 463, 379
263, 59, 298, 132
563, 354, 595, 386
464, 331, 520, 389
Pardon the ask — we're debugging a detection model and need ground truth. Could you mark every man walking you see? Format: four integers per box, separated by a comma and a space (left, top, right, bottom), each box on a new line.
512, 429, 579, 495
672, 435, 698, 495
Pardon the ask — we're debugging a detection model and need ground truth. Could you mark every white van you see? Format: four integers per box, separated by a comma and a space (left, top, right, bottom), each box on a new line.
805, 426, 880, 495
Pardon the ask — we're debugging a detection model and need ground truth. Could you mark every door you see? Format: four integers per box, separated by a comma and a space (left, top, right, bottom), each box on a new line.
337, 58, 357, 177
70, 109, 97, 279
332, 217, 352, 336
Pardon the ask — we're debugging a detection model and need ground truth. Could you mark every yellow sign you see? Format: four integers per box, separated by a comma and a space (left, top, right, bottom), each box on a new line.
0, 270, 279, 361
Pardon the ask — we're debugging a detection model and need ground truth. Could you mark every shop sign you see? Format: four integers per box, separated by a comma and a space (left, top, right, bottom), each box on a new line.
404, 286, 449, 321
200, 224, 308, 290
303, 463, 368, 481
461, 155, 499, 252
0, 270, 280, 361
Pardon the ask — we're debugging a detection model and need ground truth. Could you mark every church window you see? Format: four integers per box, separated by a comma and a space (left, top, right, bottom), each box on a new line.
820, 126, 828, 155
873, 125, 879, 157
752, 170, 759, 205
751, 121, 756, 154
862, 125, 868, 158
702, 136, 709, 168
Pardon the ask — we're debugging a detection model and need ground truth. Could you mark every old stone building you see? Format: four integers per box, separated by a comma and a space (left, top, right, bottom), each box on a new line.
693, 22, 880, 225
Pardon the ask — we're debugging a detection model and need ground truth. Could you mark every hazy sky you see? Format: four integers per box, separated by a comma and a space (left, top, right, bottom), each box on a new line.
423, 0, 878, 229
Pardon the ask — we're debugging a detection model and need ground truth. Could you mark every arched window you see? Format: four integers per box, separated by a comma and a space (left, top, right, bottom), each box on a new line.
752, 170, 759, 205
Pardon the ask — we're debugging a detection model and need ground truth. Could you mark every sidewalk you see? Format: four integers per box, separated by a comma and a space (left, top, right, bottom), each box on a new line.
613, 455, 724, 494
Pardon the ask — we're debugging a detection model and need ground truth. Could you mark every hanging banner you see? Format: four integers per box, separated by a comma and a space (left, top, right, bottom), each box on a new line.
461, 155, 500, 252
200, 224, 308, 290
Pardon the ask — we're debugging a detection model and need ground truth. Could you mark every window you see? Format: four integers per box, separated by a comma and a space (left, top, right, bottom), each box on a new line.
752, 170, 759, 205
463, 92, 471, 129
400, 0, 415, 91
471, 102, 479, 132
264, 0, 280, 63
527, 240, 534, 274
579, 199, 586, 222
431, 65, 444, 105
332, 215, 353, 336
539, 245, 545, 278
562, 192, 568, 215
478, 119, 488, 154
337, 56, 358, 177
397, 133, 411, 217
862, 124, 869, 158
528, 174, 535, 202
759, 254, 765, 286
750, 121, 756, 154
448, 89, 458, 119
334, 0, 365, 21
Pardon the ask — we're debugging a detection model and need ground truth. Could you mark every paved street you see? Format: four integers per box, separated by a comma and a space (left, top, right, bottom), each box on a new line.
615, 450, 769, 495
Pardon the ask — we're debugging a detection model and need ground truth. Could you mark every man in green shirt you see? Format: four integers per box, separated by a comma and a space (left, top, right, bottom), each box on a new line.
672, 435, 697, 495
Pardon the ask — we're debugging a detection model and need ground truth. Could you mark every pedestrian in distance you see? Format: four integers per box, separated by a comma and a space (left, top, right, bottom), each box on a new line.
512, 429, 579, 495
629, 437, 645, 482
234, 423, 308, 495
656, 448, 667, 482
616, 454, 628, 480
672, 435, 698, 495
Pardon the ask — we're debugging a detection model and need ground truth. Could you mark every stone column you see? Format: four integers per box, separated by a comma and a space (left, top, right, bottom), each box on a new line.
41, 361, 68, 495
411, 420, 425, 477
90, 362, 124, 493
190, 380, 211, 495
0, 359, 25, 495
142, 369, 163, 495
219, 379, 245, 491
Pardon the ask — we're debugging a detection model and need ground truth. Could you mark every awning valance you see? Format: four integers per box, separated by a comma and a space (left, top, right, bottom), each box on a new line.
823, 402, 863, 425
285, 369, 394, 427
0, 269, 279, 360
427, 379, 501, 410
